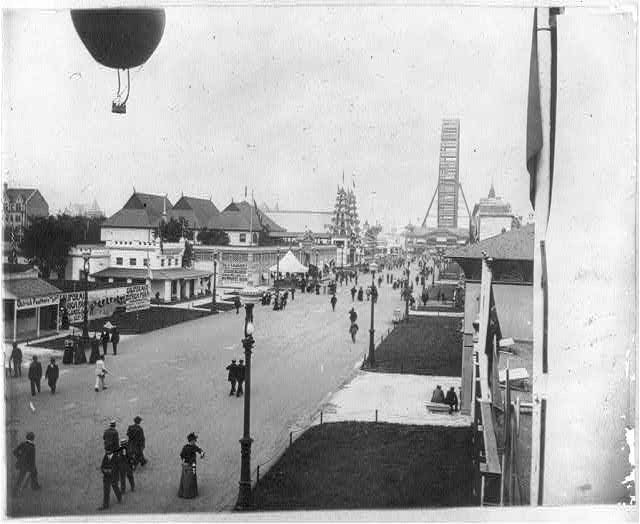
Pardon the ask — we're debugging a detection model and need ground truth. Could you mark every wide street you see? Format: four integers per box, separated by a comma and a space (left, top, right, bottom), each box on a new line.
6, 269, 407, 516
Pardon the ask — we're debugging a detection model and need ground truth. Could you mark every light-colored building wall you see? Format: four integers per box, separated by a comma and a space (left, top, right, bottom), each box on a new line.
478, 216, 513, 241
101, 227, 156, 244
65, 250, 111, 281
463, 281, 533, 342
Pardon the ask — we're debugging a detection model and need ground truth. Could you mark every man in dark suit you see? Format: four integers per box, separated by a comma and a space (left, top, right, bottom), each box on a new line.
13, 431, 41, 493
99, 450, 121, 510
236, 360, 245, 397
44, 357, 59, 394
103, 421, 119, 453
226, 360, 238, 396
10, 342, 22, 377
116, 438, 135, 494
28, 356, 42, 396
445, 387, 459, 414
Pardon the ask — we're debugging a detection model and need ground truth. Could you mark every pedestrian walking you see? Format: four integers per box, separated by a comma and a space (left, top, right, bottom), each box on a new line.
330, 294, 337, 312
126, 416, 148, 467
11, 342, 22, 377
350, 286, 356, 302
290, 287, 295, 301
89, 335, 101, 364
349, 307, 358, 324
349, 322, 359, 343
28, 356, 42, 396
5, 345, 12, 378
236, 359, 245, 397
44, 357, 59, 394
13, 431, 41, 494
178, 433, 205, 499
357, 287, 364, 302
101, 330, 110, 356
95, 358, 109, 392
103, 420, 120, 452
111, 327, 120, 355
234, 296, 241, 314
226, 359, 238, 395
116, 439, 135, 493
98, 450, 121, 510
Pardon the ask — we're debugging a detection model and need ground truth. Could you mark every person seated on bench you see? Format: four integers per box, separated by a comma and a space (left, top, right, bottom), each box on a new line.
430, 385, 445, 404
445, 387, 459, 414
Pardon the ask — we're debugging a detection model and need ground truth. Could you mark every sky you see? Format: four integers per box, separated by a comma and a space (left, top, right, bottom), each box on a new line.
0, 5, 630, 229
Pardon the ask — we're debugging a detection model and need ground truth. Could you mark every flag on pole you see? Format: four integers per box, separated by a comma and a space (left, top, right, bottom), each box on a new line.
526, 9, 543, 210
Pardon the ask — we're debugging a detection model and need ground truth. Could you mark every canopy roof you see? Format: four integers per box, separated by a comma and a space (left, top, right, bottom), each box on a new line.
269, 250, 308, 274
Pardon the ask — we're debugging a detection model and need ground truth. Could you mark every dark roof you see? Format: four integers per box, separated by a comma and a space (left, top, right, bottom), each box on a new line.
103, 192, 173, 229
5, 188, 37, 202
210, 201, 285, 232
447, 224, 534, 261
3, 263, 35, 275
92, 267, 211, 280
48, 279, 123, 292
171, 196, 219, 228
4, 277, 61, 300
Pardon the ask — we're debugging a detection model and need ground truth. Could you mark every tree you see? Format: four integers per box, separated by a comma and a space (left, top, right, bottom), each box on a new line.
160, 217, 192, 242
20, 214, 106, 278
182, 240, 194, 268
197, 228, 230, 246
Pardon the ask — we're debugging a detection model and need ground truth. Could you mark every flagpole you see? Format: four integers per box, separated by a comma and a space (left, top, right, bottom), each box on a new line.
530, 7, 556, 507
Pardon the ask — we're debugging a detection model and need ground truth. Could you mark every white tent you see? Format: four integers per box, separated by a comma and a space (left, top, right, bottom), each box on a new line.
269, 250, 308, 274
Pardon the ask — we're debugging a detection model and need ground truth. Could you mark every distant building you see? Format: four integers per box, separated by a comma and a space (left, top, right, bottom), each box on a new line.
64, 199, 104, 218
209, 200, 286, 247
470, 184, 515, 242
262, 209, 333, 244
170, 194, 219, 232
2, 183, 49, 242
95, 191, 211, 302
403, 223, 468, 255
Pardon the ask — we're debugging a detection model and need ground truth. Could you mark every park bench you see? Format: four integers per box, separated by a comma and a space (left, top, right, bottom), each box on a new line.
425, 402, 450, 413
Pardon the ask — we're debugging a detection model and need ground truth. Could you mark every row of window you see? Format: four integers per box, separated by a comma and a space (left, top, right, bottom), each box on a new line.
4, 214, 22, 223
3, 203, 23, 212
237, 233, 259, 243
114, 256, 179, 267
112, 240, 154, 246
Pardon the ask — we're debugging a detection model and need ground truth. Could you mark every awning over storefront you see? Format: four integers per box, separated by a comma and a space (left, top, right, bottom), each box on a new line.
4, 278, 61, 307
92, 267, 212, 281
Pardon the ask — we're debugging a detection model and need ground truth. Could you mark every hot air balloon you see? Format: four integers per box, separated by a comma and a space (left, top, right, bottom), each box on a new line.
70, 9, 166, 114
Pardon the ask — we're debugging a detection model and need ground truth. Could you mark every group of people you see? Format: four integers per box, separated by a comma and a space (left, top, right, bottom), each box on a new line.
6, 343, 60, 397
99, 417, 147, 510
430, 385, 459, 414
225, 359, 246, 396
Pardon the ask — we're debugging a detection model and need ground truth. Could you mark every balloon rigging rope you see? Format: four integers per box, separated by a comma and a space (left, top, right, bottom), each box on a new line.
122, 69, 131, 105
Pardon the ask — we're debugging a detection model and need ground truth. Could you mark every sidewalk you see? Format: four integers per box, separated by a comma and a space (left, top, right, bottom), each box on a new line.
316, 370, 471, 427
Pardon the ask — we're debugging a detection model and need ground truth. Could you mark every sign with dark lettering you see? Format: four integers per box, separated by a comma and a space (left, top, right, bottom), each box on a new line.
17, 294, 59, 309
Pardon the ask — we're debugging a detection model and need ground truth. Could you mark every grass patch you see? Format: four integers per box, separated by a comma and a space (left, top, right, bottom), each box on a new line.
372, 316, 462, 376
253, 422, 474, 511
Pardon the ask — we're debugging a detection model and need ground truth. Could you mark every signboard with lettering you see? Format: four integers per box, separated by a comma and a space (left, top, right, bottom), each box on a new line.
17, 294, 59, 310
125, 284, 150, 312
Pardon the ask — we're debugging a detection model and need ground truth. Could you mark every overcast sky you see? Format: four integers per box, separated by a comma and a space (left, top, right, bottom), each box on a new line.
0, 6, 630, 228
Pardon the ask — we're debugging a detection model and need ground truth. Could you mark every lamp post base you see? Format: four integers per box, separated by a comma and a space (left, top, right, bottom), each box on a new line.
368, 328, 376, 368
236, 436, 253, 510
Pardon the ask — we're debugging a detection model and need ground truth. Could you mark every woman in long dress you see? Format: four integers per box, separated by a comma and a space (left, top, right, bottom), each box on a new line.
178, 433, 205, 498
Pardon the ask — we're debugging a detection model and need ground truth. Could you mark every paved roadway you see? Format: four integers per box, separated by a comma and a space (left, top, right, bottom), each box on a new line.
6, 269, 407, 517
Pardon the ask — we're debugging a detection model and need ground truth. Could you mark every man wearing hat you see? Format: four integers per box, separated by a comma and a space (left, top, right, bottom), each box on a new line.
126, 416, 147, 467
236, 360, 245, 397
44, 357, 59, 394
226, 359, 238, 396
115, 438, 135, 494
103, 421, 119, 453
13, 431, 41, 493
99, 448, 121, 510
28, 356, 42, 397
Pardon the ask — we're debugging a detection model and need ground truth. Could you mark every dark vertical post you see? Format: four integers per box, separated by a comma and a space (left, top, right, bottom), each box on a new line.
368, 270, 376, 367
275, 248, 280, 294
237, 303, 255, 510
82, 254, 90, 339
212, 253, 217, 311
405, 260, 410, 323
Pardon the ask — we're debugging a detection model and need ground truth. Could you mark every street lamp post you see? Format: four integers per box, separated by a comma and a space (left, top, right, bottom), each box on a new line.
82, 253, 90, 339
212, 252, 218, 312
368, 262, 378, 367
405, 259, 410, 323
275, 247, 280, 294
236, 303, 255, 510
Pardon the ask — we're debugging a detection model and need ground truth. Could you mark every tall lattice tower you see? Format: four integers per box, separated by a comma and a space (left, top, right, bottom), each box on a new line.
422, 119, 470, 230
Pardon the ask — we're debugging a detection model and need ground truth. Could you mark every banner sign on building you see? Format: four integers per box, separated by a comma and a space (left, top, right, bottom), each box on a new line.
16, 294, 59, 310
221, 253, 248, 285
58, 284, 150, 327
